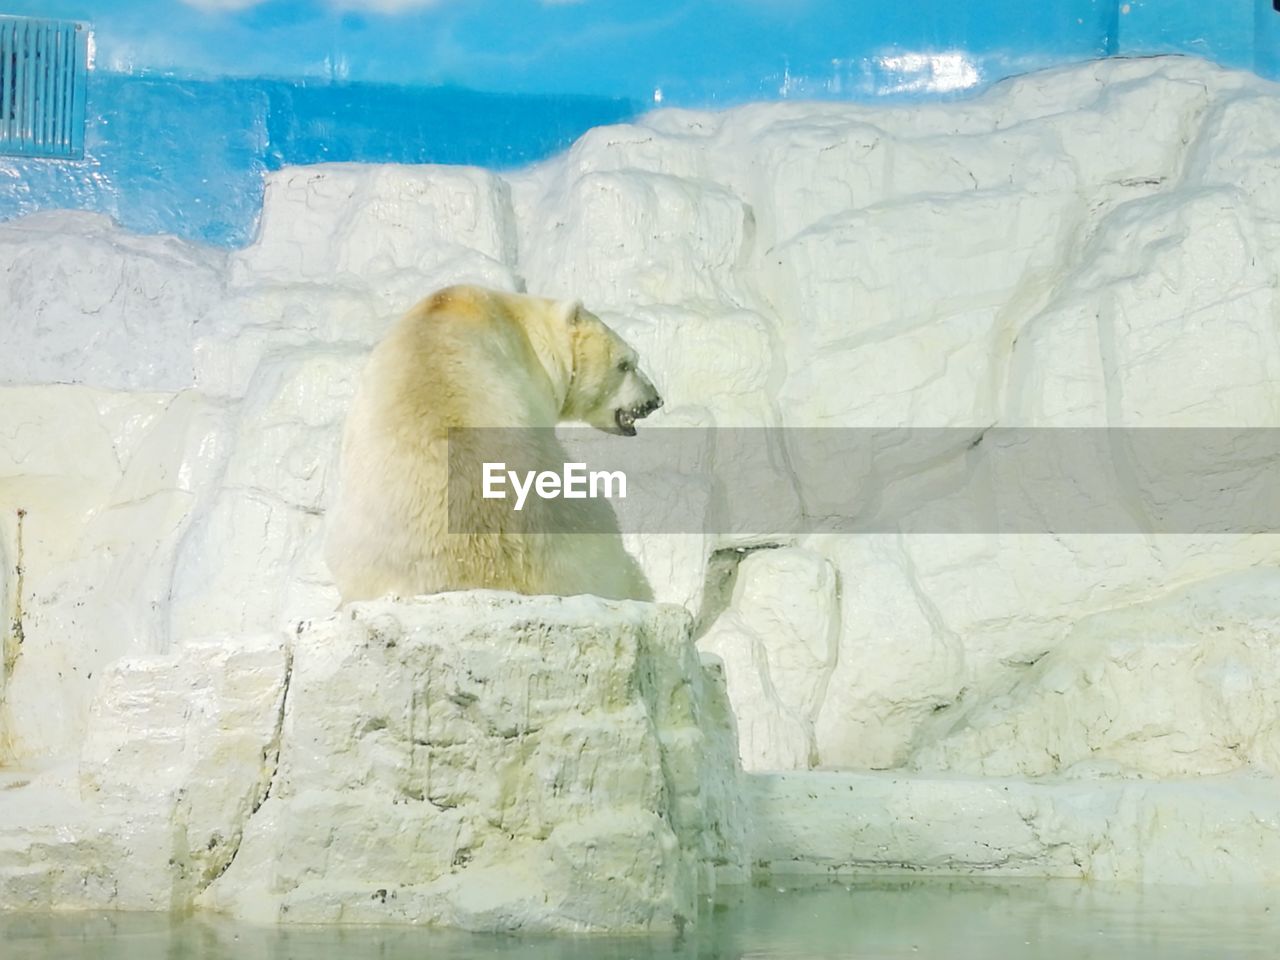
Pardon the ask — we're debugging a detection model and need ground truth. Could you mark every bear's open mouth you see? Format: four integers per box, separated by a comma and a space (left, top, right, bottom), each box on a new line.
615, 408, 639, 436
613, 396, 662, 437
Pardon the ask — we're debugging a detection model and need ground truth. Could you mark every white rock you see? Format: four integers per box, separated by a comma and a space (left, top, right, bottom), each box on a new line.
1187, 93, 1280, 221
0, 212, 226, 391
805, 536, 965, 769
521, 170, 752, 310
192, 285, 390, 399
1008, 189, 1280, 426
913, 568, 1280, 778
750, 769, 1280, 884
78, 634, 290, 905
230, 165, 518, 290
699, 548, 838, 770
0, 632, 288, 912
169, 347, 359, 642
4, 56, 1280, 908
199, 593, 745, 931
0, 387, 232, 762
1, 596, 744, 923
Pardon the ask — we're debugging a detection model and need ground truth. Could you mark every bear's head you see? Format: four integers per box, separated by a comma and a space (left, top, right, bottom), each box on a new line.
563, 305, 663, 437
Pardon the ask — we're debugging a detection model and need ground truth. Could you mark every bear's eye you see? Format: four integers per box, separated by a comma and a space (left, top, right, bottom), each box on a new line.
617, 360, 633, 373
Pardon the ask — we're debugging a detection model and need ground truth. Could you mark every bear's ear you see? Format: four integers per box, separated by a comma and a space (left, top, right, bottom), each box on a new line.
565, 300, 585, 326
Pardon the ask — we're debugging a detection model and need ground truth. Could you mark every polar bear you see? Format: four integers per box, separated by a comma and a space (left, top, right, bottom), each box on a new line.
325, 284, 662, 604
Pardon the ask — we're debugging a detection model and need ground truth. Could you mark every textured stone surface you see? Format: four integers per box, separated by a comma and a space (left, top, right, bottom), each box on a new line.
0, 633, 288, 911
0, 595, 745, 928
0, 387, 233, 761
3, 57, 1280, 904
200, 593, 744, 931
0, 212, 226, 392
913, 569, 1280, 779
229, 165, 517, 295
750, 770, 1280, 884
700, 548, 838, 771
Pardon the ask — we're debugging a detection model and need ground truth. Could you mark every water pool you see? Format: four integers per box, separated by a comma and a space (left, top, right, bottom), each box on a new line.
5, 877, 1279, 959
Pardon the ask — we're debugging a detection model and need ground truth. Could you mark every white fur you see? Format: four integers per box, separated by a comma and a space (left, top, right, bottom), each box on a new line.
325, 284, 658, 603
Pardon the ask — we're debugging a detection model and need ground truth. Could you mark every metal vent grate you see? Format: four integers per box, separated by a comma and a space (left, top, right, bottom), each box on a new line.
0, 16, 88, 160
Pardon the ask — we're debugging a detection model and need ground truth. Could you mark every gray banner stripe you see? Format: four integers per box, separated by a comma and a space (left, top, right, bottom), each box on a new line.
446, 428, 1280, 535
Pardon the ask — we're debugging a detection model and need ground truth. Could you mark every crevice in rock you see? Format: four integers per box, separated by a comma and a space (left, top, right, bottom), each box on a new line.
805, 559, 843, 769
255, 634, 296, 813
3, 508, 27, 694
201, 634, 295, 893
692, 542, 785, 639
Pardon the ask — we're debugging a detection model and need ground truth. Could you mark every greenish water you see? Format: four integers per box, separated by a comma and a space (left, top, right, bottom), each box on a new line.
4, 877, 1280, 959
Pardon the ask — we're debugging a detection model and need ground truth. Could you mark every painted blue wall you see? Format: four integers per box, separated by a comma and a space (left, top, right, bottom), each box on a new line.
1, 1, 1271, 101
0, 1, 1273, 247
1, 75, 635, 246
